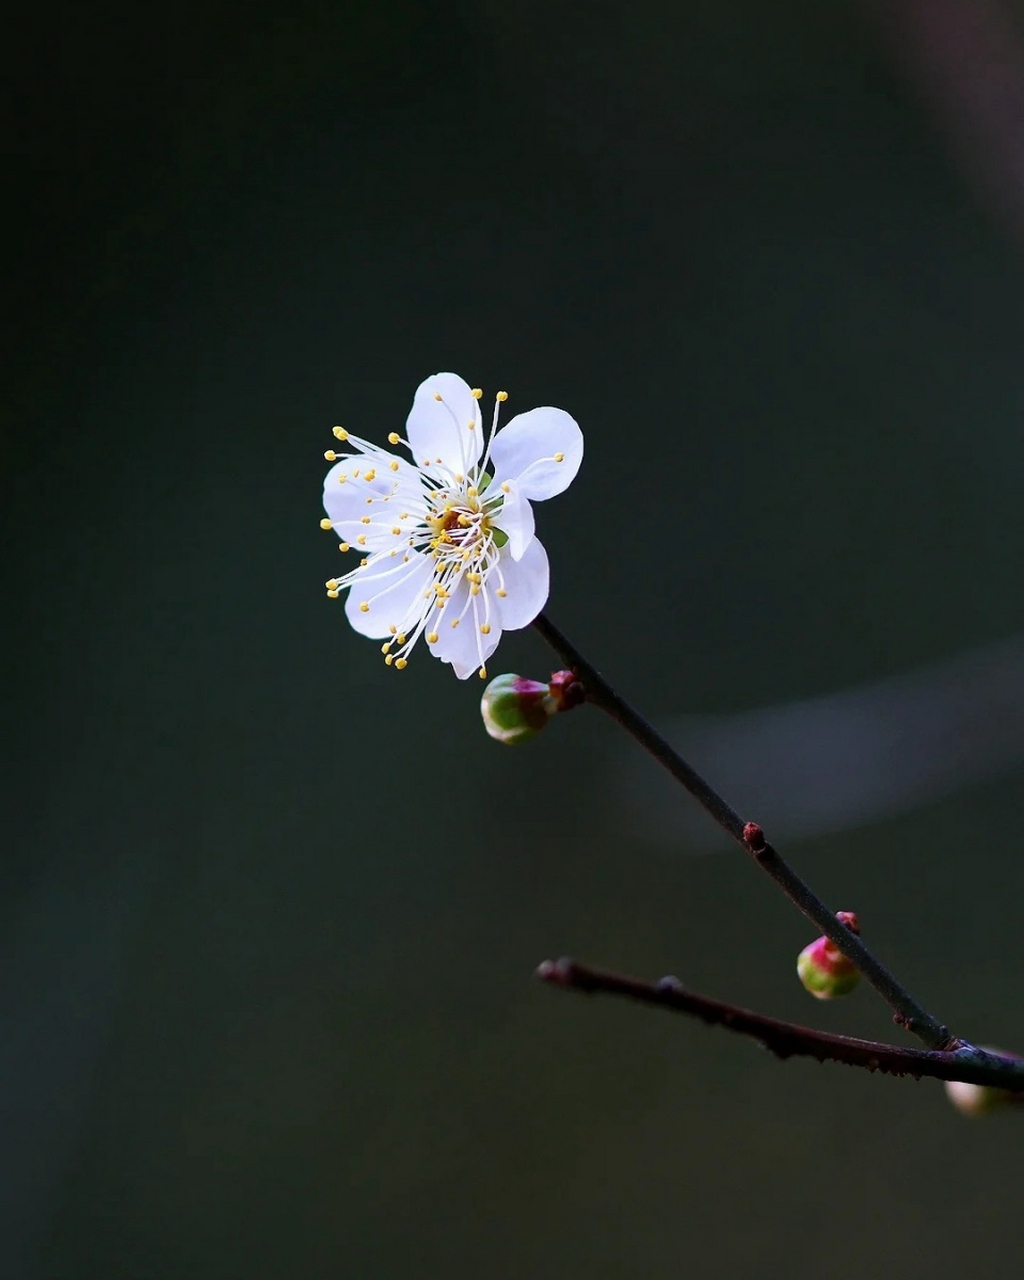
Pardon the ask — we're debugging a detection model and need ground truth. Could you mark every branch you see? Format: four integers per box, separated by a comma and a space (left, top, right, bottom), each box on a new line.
533, 612, 955, 1051
536, 957, 1024, 1091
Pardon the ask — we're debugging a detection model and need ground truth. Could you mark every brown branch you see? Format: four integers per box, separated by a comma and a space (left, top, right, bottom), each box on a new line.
532, 611, 956, 1052
536, 958, 1024, 1091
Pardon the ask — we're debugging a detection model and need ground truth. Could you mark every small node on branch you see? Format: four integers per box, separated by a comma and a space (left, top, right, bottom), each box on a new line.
742, 821, 767, 853
797, 910, 862, 1000
547, 668, 586, 711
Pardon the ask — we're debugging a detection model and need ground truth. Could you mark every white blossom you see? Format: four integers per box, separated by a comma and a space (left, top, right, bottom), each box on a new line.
320, 373, 582, 679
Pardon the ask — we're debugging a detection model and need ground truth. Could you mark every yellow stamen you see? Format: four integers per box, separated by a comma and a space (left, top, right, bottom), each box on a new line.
357, 535, 367, 546
471, 388, 482, 399
325, 579, 339, 590
397, 633, 407, 644
480, 624, 491, 635
389, 460, 399, 472
427, 631, 439, 643
360, 516, 371, 524
385, 654, 394, 666
395, 658, 408, 670
326, 589, 339, 599
496, 391, 508, 402
364, 469, 376, 481
478, 666, 487, 678
320, 518, 333, 530
433, 392, 443, 401
333, 427, 348, 441
339, 542, 350, 552
324, 450, 338, 461
388, 432, 400, 444
497, 588, 507, 598
554, 452, 564, 462
359, 602, 369, 613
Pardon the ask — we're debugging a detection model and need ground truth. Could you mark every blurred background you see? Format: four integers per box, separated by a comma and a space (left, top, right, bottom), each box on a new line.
7, 1, 1024, 1276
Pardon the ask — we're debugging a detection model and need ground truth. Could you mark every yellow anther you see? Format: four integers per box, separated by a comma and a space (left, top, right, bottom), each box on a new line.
381, 642, 391, 653
364, 469, 376, 481
352, 468, 360, 477
467, 421, 476, 431
496, 391, 508, 402
333, 427, 348, 441
436, 598, 446, 609
434, 584, 448, 597
360, 558, 367, 566
325, 578, 339, 590
399, 512, 408, 519
478, 666, 487, 678
501, 482, 511, 494
554, 452, 564, 462
389, 460, 399, 472
467, 486, 478, 498
461, 550, 471, 560
427, 631, 439, 644
403, 554, 410, 563
385, 654, 394, 666
320, 517, 334, 530
339, 542, 350, 552
388, 431, 401, 445
359, 602, 370, 613
395, 658, 408, 670
397, 633, 407, 644
365, 497, 373, 504
324, 450, 338, 461
470, 585, 480, 596
457, 514, 471, 527
455, 473, 464, 483
433, 392, 443, 401
337, 474, 347, 483
360, 516, 371, 524
326, 589, 339, 599
480, 624, 491, 635
389, 625, 397, 634
497, 588, 507, 598
391, 526, 401, 535
357, 535, 367, 546
471, 388, 483, 399
422, 459, 431, 466
451, 618, 460, 628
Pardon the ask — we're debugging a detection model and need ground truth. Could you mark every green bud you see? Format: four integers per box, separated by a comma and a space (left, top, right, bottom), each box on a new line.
481, 674, 556, 745
796, 912, 861, 1000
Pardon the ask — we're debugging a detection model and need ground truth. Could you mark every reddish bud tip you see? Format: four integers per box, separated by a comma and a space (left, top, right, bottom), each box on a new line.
836, 910, 860, 936
742, 821, 766, 852
548, 669, 585, 711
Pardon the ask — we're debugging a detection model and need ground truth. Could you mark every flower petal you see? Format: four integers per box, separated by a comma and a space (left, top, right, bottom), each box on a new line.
405, 373, 483, 474
488, 407, 583, 501
343, 552, 433, 638
427, 575, 502, 678
492, 480, 535, 561
494, 537, 549, 630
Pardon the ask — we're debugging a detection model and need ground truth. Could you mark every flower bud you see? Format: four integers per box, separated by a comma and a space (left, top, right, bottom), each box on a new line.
796, 911, 861, 1000
945, 1048, 1021, 1116
481, 674, 556, 745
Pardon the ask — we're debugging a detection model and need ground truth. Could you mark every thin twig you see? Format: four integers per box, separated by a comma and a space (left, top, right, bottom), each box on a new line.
532, 611, 956, 1051
537, 957, 1024, 1090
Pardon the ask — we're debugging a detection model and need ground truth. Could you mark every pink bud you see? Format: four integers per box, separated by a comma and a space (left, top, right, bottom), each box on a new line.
796, 912, 861, 1000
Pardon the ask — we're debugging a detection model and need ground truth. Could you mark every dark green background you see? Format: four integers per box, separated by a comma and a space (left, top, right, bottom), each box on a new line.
7, 2, 1024, 1276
